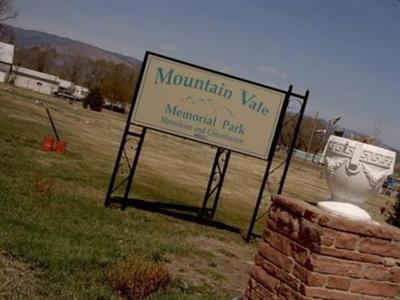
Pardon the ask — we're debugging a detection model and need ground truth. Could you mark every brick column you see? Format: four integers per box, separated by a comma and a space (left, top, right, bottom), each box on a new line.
245, 195, 400, 300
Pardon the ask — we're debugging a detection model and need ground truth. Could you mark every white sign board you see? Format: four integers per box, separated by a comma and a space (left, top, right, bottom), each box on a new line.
0, 42, 15, 65
131, 53, 286, 159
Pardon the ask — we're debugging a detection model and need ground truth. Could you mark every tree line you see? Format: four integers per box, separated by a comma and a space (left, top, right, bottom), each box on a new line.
278, 113, 325, 154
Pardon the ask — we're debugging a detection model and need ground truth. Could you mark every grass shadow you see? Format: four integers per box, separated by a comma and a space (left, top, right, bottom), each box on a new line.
108, 197, 244, 235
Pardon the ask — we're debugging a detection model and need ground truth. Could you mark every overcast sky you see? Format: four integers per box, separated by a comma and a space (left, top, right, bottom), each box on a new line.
10, 0, 400, 149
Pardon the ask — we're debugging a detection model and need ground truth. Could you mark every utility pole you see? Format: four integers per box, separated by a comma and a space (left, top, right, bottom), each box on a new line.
371, 119, 383, 145
305, 111, 319, 161
322, 122, 330, 148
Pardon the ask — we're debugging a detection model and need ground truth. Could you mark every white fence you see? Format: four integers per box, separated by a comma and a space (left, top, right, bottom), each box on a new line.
292, 149, 324, 163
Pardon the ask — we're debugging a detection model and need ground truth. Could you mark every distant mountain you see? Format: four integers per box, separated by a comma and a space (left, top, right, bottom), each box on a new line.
10, 26, 141, 68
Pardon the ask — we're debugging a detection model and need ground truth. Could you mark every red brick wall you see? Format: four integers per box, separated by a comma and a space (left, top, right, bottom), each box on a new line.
245, 195, 400, 300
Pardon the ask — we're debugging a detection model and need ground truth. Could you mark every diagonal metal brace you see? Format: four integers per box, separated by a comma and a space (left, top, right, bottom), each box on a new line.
199, 147, 231, 219
104, 126, 146, 208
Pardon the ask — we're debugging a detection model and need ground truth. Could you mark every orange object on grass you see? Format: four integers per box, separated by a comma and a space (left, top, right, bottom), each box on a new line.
42, 136, 55, 151
55, 140, 67, 154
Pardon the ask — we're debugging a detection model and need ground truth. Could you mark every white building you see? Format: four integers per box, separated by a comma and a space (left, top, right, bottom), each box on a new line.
0, 41, 15, 83
12, 66, 59, 95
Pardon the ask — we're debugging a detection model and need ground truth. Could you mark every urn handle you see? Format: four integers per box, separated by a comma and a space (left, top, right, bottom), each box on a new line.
347, 142, 363, 174
362, 163, 389, 191
326, 157, 347, 176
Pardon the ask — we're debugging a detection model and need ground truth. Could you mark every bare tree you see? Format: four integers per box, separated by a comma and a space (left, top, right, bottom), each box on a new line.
100, 63, 137, 103
65, 53, 83, 83
0, 0, 17, 21
35, 46, 56, 72
371, 119, 383, 145
14, 46, 56, 73
0, 0, 17, 42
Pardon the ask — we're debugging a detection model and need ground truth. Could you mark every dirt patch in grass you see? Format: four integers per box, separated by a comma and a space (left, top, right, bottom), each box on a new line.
166, 236, 254, 297
108, 258, 171, 300
33, 176, 52, 195
0, 250, 44, 299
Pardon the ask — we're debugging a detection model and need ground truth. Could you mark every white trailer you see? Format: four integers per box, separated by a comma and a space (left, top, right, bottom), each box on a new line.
73, 85, 89, 100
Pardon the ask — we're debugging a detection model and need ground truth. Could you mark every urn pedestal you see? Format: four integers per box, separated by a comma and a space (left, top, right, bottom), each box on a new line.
244, 195, 400, 300
319, 136, 396, 221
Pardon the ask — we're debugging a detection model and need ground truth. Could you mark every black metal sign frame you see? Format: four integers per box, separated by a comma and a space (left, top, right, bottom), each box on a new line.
104, 52, 308, 241
244, 89, 309, 241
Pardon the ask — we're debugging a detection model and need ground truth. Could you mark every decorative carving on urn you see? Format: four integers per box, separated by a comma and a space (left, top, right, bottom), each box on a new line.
319, 136, 396, 221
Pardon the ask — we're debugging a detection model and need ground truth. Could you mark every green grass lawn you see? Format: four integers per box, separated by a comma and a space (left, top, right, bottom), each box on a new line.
0, 84, 394, 299
0, 85, 258, 299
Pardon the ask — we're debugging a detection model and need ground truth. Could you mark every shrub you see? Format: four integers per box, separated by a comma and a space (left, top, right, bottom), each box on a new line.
107, 258, 171, 300
83, 87, 103, 112
386, 191, 400, 228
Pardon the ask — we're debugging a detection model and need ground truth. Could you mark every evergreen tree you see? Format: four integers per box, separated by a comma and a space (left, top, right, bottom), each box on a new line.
83, 87, 103, 112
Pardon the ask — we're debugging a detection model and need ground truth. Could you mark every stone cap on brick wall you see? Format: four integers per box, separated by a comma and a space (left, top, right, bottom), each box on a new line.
271, 194, 400, 242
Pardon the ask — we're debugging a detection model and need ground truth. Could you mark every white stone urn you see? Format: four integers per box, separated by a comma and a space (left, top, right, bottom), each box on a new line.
318, 135, 396, 221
